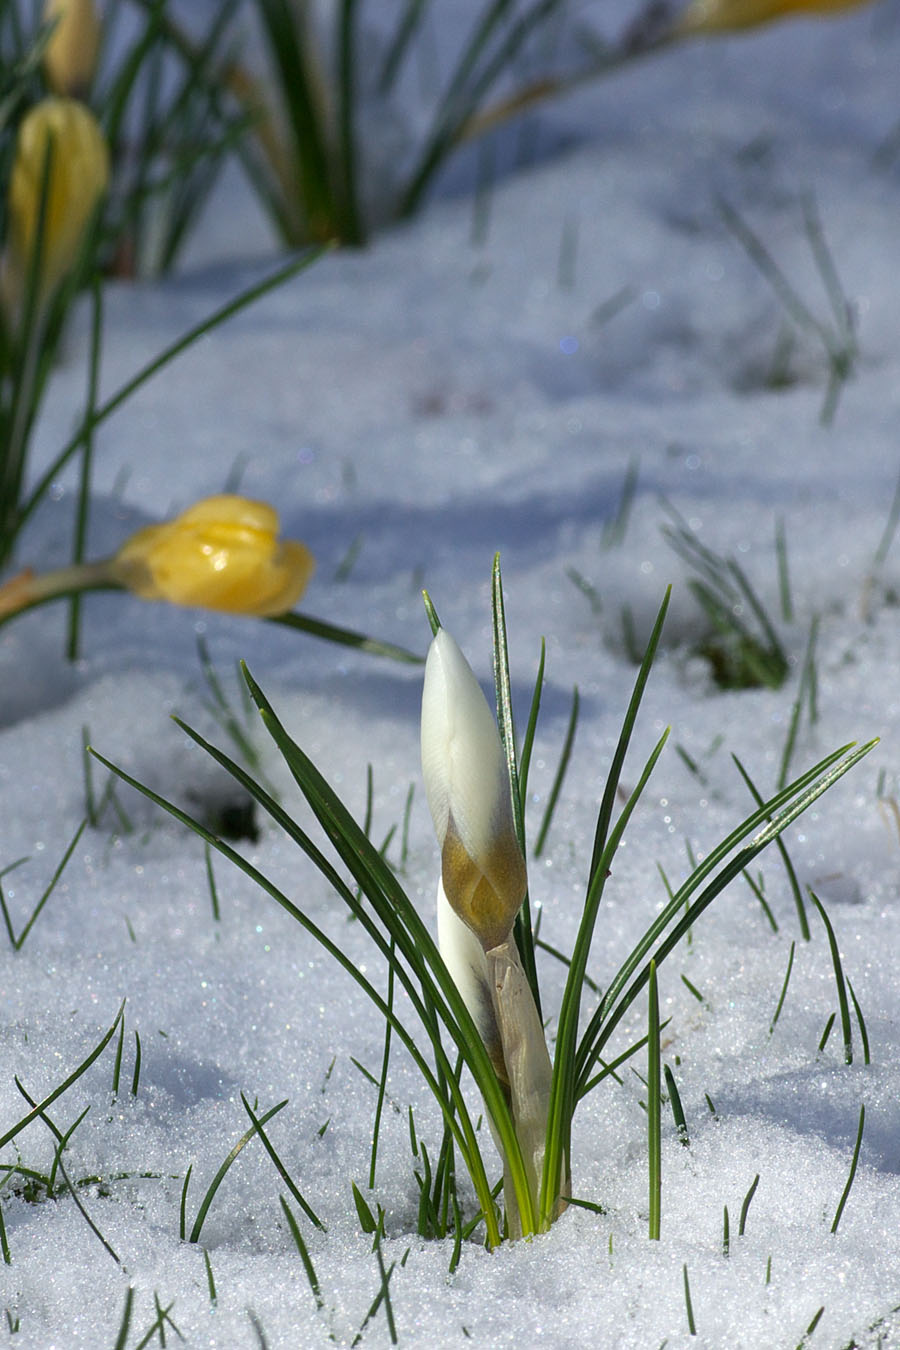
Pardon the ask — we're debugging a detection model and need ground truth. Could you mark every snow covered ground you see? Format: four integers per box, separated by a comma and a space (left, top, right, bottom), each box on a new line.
3, 2, 900, 1345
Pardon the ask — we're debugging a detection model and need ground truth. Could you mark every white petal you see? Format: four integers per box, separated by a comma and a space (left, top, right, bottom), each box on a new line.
420, 627, 511, 863
436, 877, 503, 1073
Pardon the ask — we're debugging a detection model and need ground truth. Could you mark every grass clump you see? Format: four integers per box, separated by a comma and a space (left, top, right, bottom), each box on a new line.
94, 556, 875, 1252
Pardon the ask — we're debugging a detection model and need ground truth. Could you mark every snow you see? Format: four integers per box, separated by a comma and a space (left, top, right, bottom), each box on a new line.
3, 3, 900, 1345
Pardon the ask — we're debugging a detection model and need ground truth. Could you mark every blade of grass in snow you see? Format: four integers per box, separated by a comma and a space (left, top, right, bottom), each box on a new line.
369, 950, 395, 1190
0, 820, 85, 951
187, 1099, 288, 1244
732, 756, 810, 940
770, 941, 796, 1035
17, 1085, 121, 1267
739, 1174, 760, 1237
778, 616, 820, 790
65, 280, 103, 662
847, 978, 871, 1066
648, 960, 661, 1240
775, 516, 794, 623
810, 890, 854, 1065
241, 1095, 324, 1231
491, 552, 539, 1009
280, 1196, 325, 1311
664, 1063, 689, 1146
270, 611, 422, 664
683, 1264, 697, 1335
819, 1012, 837, 1053
534, 685, 579, 859
0, 1000, 125, 1150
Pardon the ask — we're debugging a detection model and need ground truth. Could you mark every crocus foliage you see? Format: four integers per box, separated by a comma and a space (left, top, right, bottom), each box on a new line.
112, 495, 316, 617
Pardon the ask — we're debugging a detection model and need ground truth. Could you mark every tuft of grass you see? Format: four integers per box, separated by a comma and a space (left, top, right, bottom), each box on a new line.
718, 194, 857, 426
93, 557, 876, 1251
661, 503, 789, 691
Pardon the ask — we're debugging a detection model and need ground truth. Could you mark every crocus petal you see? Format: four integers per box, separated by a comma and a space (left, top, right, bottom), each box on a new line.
421, 628, 527, 949
436, 877, 507, 1082
7, 97, 108, 305
43, 0, 101, 96
111, 494, 315, 617
676, 0, 869, 34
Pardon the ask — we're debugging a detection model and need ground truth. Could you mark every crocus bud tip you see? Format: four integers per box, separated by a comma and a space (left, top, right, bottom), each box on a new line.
421, 627, 526, 950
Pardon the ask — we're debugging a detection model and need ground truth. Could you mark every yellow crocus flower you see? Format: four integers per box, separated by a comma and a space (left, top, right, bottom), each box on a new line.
43, 0, 101, 97
7, 97, 109, 304
676, 0, 870, 34
111, 495, 316, 617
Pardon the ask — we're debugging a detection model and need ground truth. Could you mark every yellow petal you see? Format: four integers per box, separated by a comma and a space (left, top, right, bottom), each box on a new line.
112, 494, 315, 617
676, 0, 870, 34
43, 0, 101, 96
7, 97, 108, 302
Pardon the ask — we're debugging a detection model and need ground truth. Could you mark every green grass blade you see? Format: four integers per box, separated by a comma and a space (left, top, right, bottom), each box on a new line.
368, 950, 394, 1190
534, 685, 579, 859
336, 0, 363, 244
269, 611, 422, 663
831, 1104, 865, 1234
683, 1264, 697, 1335
66, 280, 103, 662
542, 720, 670, 1227
517, 638, 545, 815
739, 1173, 760, 1236
732, 756, 809, 939
809, 891, 853, 1065
10, 820, 86, 950
587, 587, 671, 897
241, 1094, 324, 1230
188, 1099, 288, 1243
769, 941, 796, 1035
492, 553, 539, 1010
846, 978, 870, 1066
664, 1063, 689, 1145
280, 1196, 324, 1310
648, 961, 661, 1240
0, 1000, 125, 1150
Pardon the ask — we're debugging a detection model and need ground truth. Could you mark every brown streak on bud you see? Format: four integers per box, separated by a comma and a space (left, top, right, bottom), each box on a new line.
441, 816, 526, 951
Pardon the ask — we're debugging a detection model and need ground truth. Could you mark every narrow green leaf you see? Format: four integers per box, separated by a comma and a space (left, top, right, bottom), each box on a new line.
831, 1104, 865, 1234
648, 961, 661, 1240
352, 1181, 378, 1234
188, 1100, 288, 1243
809, 890, 853, 1065
0, 1000, 125, 1150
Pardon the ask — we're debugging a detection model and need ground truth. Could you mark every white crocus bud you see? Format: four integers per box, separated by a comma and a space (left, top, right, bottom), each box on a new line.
421, 627, 527, 951
422, 623, 558, 1236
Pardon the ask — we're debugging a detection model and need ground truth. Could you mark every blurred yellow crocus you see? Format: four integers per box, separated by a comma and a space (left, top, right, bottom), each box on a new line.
676, 0, 870, 33
7, 97, 109, 304
43, 0, 101, 97
111, 495, 316, 617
